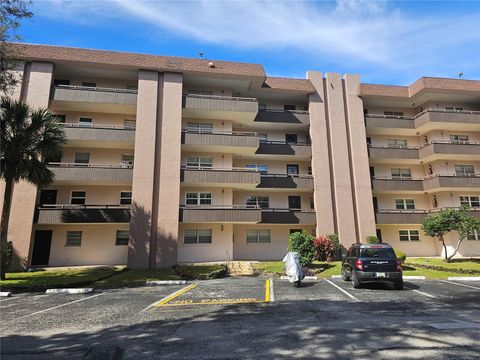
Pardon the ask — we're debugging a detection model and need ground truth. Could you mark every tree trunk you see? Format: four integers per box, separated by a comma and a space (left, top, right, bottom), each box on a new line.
447, 237, 464, 262
439, 234, 448, 262
0, 178, 14, 280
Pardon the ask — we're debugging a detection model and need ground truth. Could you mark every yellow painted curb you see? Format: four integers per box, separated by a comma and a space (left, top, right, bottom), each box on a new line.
265, 278, 270, 303
155, 283, 198, 307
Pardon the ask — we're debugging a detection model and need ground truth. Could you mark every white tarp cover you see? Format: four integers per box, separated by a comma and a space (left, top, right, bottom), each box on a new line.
282, 252, 303, 282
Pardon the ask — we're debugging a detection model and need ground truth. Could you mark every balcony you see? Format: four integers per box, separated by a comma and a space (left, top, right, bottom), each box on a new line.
372, 174, 480, 192
180, 206, 261, 223
254, 109, 310, 125
371, 177, 425, 192
369, 145, 419, 161
376, 208, 480, 225
48, 163, 133, 185
181, 167, 260, 188
257, 174, 314, 190
34, 205, 130, 224
181, 130, 259, 152
261, 209, 316, 224
182, 93, 258, 121
256, 141, 312, 159
63, 124, 135, 149
51, 85, 137, 114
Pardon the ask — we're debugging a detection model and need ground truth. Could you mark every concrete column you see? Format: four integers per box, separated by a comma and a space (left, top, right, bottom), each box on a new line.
324, 73, 357, 247
8, 62, 53, 270
306, 71, 335, 236
344, 75, 376, 242
128, 70, 159, 269
154, 72, 183, 267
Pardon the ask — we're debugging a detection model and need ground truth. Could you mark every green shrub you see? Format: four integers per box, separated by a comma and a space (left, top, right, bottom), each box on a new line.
366, 235, 380, 244
288, 231, 315, 266
394, 249, 407, 263
326, 234, 341, 260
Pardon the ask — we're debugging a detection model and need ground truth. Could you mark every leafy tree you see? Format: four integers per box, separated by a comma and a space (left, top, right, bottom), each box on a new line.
1, 0, 32, 93
366, 235, 380, 244
422, 205, 480, 262
1, 97, 65, 279
288, 231, 315, 266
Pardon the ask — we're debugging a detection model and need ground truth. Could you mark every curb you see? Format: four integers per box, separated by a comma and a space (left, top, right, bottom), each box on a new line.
46, 288, 93, 294
447, 277, 480, 281
280, 276, 318, 280
146, 280, 187, 285
0, 292, 11, 297
331, 275, 342, 279
403, 276, 426, 280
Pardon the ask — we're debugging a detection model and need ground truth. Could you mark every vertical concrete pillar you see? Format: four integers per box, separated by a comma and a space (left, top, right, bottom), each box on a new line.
306, 71, 335, 236
8, 62, 53, 270
324, 73, 357, 246
344, 75, 376, 241
128, 70, 159, 269
154, 72, 183, 267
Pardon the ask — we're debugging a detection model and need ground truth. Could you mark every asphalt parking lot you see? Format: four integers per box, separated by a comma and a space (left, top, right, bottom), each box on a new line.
1, 277, 480, 359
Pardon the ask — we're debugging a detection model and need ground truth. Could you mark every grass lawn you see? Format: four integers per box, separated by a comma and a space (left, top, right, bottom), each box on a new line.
406, 257, 480, 272
94, 268, 181, 288
0, 266, 122, 290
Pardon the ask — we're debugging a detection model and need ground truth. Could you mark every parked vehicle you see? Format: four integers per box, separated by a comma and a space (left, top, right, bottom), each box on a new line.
283, 252, 304, 287
341, 243, 403, 290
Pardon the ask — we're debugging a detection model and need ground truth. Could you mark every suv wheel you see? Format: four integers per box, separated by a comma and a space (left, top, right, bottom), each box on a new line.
351, 272, 361, 289
393, 280, 403, 290
341, 266, 351, 281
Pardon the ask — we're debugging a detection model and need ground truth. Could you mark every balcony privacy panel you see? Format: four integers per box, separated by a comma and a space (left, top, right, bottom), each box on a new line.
53, 87, 137, 105
35, 208, 130, 224
64, 127, 135, 143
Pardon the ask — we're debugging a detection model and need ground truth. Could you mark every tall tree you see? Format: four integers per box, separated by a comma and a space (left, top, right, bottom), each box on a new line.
1, 0, 32, 94
1, 97, 65, 279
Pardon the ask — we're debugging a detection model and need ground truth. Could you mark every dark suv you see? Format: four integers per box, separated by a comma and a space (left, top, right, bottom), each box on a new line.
341, 243, 403, 290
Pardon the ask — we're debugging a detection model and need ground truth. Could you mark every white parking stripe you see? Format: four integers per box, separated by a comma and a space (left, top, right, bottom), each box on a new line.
269, 278, 275, 303
325, 279, 360, 302
440, 280, 480, 291
404, 286, 436, 298
15, 291, 112, 320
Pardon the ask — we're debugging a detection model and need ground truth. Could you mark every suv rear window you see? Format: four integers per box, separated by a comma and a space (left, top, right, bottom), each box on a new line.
361, 248, 396, 259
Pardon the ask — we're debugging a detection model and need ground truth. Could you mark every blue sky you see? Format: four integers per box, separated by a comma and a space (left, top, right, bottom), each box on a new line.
19, 0, 480, 85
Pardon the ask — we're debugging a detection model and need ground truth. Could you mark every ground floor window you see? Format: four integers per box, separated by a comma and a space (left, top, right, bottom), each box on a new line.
467, 230, 480, 241
184, 229, 212, 244
245, 196, 269, 208
460, 196, 480, 207
399, 230, 420, 242
66, 231, 82, 247
116, 230, 129, 246
246, 230, 271, 243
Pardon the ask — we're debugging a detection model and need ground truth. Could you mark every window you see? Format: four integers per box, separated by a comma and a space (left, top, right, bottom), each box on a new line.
308, 166, 312, 176
120, 191, 132, 205
74, 152, 90, 164
391, 168, 411, 179
187, 122, 213, 133
55, 115, 66, 123
284, 105, 296, 111
186, 192, 212, 206
445, 106, 464, 111
288, 196, 301, 209
66, 231, 82, 247
285, 134, 298, 144
399, 230, 420, 241
188, 89, 213, 95
124, 119, 136, 129
387, 139, 407, 148
258, 104, 267, 110
78, 117, 92, 127
287, 164, 299, 175
455, 165, 475, 176
82, 82, 96, 87
384, 111, 404, 117
459, 196, 480, 207
184, 229, 212, 244
245, 164, 268, 174
71, 191, 86, 205
258, 133, 268, 143
246, 230, 271, 243
395, 199, 415, 210
115, 230, 129, 246
310, 197, 315, 210
450, 135, 469, 143
186, 157, 212, 168
54, 79, 70, 86
245, 196, 269, 208
467, 230, 480, 241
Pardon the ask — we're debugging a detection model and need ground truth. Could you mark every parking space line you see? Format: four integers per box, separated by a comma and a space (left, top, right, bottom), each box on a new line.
265, 279, 271, 303
269, 278, 274, 303
325, 279, 360, 302
440, 280, 480, 291
148, 283, 198, 309
15, 291, 112, 320
404, 286, 436, 298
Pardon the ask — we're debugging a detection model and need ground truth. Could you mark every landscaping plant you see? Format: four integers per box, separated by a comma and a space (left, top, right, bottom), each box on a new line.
327, 233, 341, 260
288, 231, 315, 266
314, 236, 334, 262
366, 235, 380, 244
394, 249, 407, 263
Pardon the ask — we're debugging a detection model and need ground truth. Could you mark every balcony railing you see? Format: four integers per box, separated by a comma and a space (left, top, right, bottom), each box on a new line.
255, 109, 310, 125
181, 129, 259, 148
52, 85, 137, 105
369, 141, 480, 160
62, 123, 135, 143
261, 209, 316, 224
376, 207, 480, 224
180, 205, 261, 223
372, 174, 480, 192
180, 167, 261, 186
256, 141, 312, 157
34, 204, 131, 224
182, 93, 258, 113
258, 174, 314, 189
48, 163, 133, 184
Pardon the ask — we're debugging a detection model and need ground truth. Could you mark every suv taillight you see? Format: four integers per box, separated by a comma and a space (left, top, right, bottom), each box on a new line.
355, 260, 363, 271
396, 260, 402, 271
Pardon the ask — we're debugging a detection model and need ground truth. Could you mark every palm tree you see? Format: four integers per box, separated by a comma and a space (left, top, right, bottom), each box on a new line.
0, 97, 65, 279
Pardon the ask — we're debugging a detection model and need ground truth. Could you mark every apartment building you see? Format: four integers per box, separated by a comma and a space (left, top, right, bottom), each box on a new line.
1, 44, 479, 270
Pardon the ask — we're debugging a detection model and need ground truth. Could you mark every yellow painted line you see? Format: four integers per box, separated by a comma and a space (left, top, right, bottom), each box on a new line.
265, 278, 271, 303
154, 283, 198, 307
